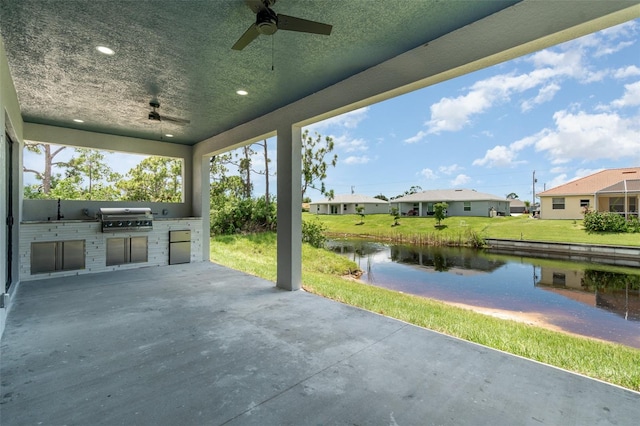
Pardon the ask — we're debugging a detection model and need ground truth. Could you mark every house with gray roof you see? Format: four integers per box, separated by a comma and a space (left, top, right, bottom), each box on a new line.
310, 194, 389, 215
392, 189, 510, 217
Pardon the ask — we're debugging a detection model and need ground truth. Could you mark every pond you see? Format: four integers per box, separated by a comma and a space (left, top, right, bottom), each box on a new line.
327, 239, 640, 349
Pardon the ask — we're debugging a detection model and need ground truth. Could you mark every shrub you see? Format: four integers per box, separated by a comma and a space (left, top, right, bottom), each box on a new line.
302, 218, 327, 248
583, 209, 628, 233
210, 196, 276, 235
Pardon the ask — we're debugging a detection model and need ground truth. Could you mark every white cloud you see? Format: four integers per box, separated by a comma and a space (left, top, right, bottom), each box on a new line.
333, 135, 369, 152
309, 107, 369, 131
439, 164, 463, 175
404, 130, 427, 144
550, 166, 567, 174
451, 174, 471, 187
545, 174, 569, 190
534, 110, 640, 164
472, 145, 525, 168
422, 20, 638, 135
614, 65, 640, 79
344, 155, 370, 165
521, 83, 561, 112
611, 81, 640, 108
419, 168, 437, 179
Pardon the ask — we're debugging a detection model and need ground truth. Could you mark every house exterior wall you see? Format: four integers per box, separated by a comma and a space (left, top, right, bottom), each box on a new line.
311, 202, 388, 215
540, 195, 593, 219
395, 200, 508, 217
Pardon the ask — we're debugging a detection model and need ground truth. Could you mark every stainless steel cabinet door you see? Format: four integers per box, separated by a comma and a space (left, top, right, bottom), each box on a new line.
31, 242, 57, 273
130, 237, 148, 263
62, 240, 85, 270
106, 238, 126, 266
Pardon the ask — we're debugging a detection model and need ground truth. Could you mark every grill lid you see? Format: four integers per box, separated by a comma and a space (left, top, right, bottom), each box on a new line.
99, 207, 153, 217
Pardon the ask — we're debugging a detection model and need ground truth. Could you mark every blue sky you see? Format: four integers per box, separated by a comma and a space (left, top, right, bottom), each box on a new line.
24, 19, 639, 204
299, 18, 640, 202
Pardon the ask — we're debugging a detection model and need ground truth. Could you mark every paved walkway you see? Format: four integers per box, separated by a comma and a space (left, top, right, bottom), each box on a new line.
1, 262, 639, 425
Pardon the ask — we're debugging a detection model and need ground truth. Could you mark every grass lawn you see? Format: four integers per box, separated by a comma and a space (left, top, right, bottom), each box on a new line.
303, 212, 640, 246
210, 233, 640, 391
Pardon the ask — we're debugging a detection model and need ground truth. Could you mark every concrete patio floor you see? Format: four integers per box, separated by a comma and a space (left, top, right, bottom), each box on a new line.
1, 262, 639, 425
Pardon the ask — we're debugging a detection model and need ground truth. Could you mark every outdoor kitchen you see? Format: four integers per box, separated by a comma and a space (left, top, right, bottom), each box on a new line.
19, 199, 203, 281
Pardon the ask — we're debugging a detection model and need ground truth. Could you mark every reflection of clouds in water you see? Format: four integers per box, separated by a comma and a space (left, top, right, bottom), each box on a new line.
368, 248, 393, 264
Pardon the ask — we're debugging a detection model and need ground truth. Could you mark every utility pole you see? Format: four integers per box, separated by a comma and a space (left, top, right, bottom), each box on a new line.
532, 170, 537, 214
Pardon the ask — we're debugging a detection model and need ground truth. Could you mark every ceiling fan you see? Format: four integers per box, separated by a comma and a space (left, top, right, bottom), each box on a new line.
232, 0, 332, 51
148, 101, 190, 125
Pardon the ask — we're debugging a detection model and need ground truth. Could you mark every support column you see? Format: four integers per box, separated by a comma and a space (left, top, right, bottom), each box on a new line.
277, 125, 302, 291
192, 153, 211, 261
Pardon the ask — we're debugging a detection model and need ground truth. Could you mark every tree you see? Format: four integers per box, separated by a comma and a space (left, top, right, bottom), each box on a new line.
238, 145, 254, 199
390, 207, 400, 226
62, 148, 121, 200
434, 202, 448, 226
391, 185, 422, 200
252, 139, 273, 205
209, 153, 244, 207
506, 192, 519, 199
23, 142, 68, 197
374, 193, 388, 201
118, 157, 182, 202
355, 205, 365, 225
301, 129, 338, 199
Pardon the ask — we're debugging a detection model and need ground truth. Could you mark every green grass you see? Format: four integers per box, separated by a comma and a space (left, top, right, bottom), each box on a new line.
211, 233, 640, 391
303, 212, 640, 246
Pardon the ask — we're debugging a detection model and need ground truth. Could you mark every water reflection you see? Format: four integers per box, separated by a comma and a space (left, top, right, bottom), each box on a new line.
327, 239, 640, 348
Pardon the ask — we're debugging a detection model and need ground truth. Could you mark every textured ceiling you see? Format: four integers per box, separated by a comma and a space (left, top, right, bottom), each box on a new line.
0, 0, 520, 145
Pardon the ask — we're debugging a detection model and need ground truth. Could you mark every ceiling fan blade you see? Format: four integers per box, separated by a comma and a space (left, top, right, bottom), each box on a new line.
161, 115, 190, 125
232, 24, 260, 50
277, 14, 332, 35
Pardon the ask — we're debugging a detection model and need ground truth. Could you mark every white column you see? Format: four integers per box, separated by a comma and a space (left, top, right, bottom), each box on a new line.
277, 125, 302, 291
192, 154, 211, 261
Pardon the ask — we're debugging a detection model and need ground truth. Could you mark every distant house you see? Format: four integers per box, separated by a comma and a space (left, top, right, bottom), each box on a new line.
309, 194, 389, 215
538, 167, 640, 220
392, 189, 510, 217
509, 199, 527, 214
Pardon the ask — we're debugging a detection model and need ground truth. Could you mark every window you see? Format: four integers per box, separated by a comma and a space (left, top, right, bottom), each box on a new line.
580, 199, 589, 208
552, 198, 565, 210
610, 197, 637, 213
609, 197, 624, 213
552, 272, 566, 286
463, 201, 471, 211
343, 204, 347, 211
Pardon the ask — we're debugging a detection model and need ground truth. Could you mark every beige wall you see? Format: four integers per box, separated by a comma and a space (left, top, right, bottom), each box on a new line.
540, 195, 593, 220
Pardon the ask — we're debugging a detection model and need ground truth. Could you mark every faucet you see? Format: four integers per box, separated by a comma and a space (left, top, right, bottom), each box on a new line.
57, 198, 64, 220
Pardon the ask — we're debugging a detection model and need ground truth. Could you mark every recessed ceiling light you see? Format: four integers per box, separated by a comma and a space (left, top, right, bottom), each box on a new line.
96, 46, 115, 55
236, 90, 248, 96
165, 134, 174, 138
73, 119, 84, 123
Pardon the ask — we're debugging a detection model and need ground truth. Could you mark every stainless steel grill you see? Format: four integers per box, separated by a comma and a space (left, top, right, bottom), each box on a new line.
99, 207, 153, 232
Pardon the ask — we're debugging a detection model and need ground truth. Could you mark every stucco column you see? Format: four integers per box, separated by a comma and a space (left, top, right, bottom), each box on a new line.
277, 125, 302, 291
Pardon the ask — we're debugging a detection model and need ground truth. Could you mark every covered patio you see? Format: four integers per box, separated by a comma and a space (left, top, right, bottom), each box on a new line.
2, 263, 638, 424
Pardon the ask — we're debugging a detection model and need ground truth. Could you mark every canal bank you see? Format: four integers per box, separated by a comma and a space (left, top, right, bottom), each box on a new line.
485, 239, 640, 267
